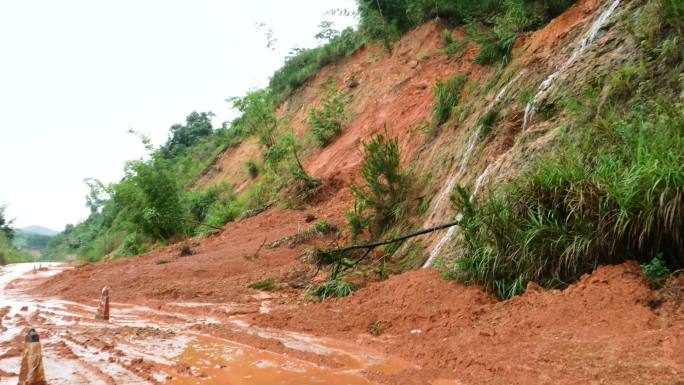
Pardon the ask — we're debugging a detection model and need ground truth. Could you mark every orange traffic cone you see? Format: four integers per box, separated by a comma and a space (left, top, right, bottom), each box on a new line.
95, 286, 110, 321
18, 328, 47, 385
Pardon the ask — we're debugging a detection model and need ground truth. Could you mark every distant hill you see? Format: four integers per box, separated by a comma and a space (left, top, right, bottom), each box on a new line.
20, 225, 59, 236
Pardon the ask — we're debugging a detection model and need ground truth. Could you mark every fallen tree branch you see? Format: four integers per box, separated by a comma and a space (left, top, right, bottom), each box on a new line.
317, 219, 461, 280
329, 219, 461, 254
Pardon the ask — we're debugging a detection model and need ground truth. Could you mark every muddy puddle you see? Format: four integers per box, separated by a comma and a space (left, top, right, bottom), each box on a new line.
0, 263, 429, 384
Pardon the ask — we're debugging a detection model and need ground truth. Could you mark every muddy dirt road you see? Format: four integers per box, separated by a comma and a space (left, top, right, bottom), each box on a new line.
0, 263, 436, 385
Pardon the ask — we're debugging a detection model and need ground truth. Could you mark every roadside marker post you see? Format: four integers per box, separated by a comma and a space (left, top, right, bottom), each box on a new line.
95, 286, 110, 321
18, 328, 47, 385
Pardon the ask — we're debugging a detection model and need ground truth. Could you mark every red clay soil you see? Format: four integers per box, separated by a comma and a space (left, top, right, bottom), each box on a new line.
254, 263, 684, 385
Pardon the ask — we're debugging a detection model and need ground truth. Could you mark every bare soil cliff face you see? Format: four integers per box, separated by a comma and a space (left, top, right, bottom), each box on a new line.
35, 0, 684, 383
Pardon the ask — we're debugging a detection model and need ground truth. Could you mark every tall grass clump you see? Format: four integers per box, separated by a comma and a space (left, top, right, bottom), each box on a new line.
449, 98, 684, 299
431, 74, 467, 127
443, 0, 684, 299
307, 279, 356, 300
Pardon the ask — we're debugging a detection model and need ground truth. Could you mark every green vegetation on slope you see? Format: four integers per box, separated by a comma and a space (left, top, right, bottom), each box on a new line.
46, 0, 581, 264
358, 0, 574, 63
432, 74, 467, 127
0, 206, 33, 264
445, 0, 684, 299
43, 112, 242, 262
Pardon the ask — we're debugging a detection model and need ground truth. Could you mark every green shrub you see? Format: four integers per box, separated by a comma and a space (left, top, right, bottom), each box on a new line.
347, 134, 409, 239
641, 256, 671, 286
188, 186, 221, 223
308, 84, 346, 146
307, 279, 355, 300
269, 132, 321, 204
432, 74, 467, 127
229, 89, 278, 149
248, 278, 276, 291
440, 29, 468, 57
204, 197, 242, 229
115, 232, 146, 258
246, 160, 259, 178
474, 30, 516, 65
313, 219, 333, 234
662, 0, 684, 25
115, 156, 188, 241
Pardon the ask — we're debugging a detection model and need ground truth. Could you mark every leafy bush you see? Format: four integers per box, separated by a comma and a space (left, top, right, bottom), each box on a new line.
187, 183, 239, 230
347, 134, 409, 239
308, 83, 346, 146
248, 278, 276, 291
229, 89, 278, 149
264, 131, 321, 204
662, 0, 684, 25
432, 74, 467, 127
115, 233, 146, 258
313, 219, 333, 234
641, 256, 671, 286
43, 116, 234, 262
188, 186, 221, 223
204, 198, 242, 229
474, 28, 517, 65
114, 155, 188, 241
246, 160, 259, 178
160, 111, 215, 158
307, 279, 355, 300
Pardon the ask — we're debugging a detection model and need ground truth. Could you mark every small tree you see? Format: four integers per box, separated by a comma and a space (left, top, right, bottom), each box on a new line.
229, 90, 277, 149
161, 111, 215, 157
347, 133, 408, 239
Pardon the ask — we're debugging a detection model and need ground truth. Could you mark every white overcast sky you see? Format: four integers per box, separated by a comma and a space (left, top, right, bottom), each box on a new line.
0, 0, 357, 231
